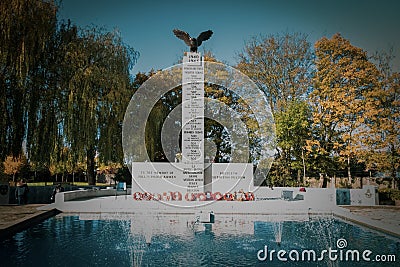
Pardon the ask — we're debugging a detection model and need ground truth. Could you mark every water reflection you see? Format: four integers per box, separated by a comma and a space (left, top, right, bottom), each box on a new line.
1, 213, 399, 267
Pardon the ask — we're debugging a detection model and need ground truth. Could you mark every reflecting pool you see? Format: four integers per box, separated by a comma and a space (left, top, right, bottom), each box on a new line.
1, 214, 398, 266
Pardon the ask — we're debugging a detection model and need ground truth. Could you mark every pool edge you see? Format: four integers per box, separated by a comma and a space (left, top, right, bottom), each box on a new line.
0, 208, 61, 240
333, 207, 400, 238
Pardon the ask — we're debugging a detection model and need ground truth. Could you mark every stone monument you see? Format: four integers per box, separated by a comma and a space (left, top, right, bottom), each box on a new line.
130, 30, 255, 203
181, 51, 205, 194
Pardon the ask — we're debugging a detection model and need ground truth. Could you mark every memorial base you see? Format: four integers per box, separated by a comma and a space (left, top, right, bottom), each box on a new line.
132, 162, 254, 203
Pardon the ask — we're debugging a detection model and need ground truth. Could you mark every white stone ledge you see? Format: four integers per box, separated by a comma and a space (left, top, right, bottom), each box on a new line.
55, 188, 131, 204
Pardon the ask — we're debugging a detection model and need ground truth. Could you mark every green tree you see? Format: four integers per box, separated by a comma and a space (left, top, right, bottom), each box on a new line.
274, 100, 311, 185
27, 20, 78, 172
0, 0, 58, 159
1, 1, 138, 184
62, 27, 137, 185
126, 71, 168, 162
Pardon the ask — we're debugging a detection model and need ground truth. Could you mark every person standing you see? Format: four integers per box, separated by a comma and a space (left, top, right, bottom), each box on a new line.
51, 183, 64, 203
15, 179, 29, 205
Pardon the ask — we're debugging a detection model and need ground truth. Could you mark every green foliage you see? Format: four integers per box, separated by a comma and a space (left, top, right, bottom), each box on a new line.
389, 189, 400, 201
1, 0, 138, 185
378, 188, 400, 201
146, 101, 169, 161
0, 0, 59, 159
62, 26, 138, 184
114, 166, 131, 184
1, 2, 398, 189
274, 100, 312, 185
0, 163, 6, 183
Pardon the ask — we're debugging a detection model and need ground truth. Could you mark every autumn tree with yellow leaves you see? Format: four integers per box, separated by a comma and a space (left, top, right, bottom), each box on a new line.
361, 51, 400, 189
309, 33, 382, 187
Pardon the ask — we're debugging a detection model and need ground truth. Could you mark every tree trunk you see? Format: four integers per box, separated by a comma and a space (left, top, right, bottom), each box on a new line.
302, 149, 306, 181
390, 144, 398, 189
333, 174, 336, 188
347, 156, 352, 185
86, 147, 96, 185
282, 149, 290, 186
321, 173, 328, 188
297, 169, 301, 185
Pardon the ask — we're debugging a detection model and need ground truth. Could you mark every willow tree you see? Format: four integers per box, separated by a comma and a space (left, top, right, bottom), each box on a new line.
310, 33, 380, 186
0, 0, 58, 160
27, 21, 81, 177
63, 27, 137, 185
127, 70, 170, 162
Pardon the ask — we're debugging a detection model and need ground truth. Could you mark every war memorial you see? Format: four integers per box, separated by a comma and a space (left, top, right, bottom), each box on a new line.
51, 29, 380, 211
128, 29, 256, 205
1, 29, 398, 267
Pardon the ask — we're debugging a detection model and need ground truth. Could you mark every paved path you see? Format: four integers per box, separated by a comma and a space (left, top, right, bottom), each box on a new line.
0, 204, 58, 239
342, 206, 400, 234
0, 204, 45, 229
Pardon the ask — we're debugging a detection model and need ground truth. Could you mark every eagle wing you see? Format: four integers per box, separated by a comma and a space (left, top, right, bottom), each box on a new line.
173, 29, 192, 47
196, 30, 213, 47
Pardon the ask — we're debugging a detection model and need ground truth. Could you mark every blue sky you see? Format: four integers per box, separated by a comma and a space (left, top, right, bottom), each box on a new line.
59, 0, 400, 74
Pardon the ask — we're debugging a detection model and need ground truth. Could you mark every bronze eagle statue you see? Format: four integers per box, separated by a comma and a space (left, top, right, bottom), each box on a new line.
173, 29, 213, 52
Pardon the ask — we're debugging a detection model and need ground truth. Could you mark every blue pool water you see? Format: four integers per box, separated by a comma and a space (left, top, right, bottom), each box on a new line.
0, 214, 398, 266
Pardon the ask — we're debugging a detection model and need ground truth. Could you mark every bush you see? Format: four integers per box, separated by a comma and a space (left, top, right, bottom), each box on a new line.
390, 189, 400, 201
114, 166, 131, 185
378, 188, 400, 201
